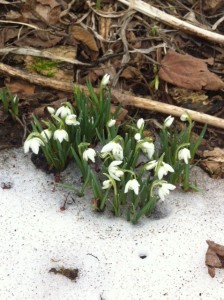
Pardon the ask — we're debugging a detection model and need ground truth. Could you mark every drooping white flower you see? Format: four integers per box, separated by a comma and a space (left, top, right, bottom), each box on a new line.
47, 106, 55, 114
101, 141, 115, 153
108, 161, 124, 181
101, 74, 110, 86
157, 162, 174, 180
65, 114, 80, 126
139, 141, 155, 159
24, 137, 44, 155
53, 129, 69, 143
107, 119, 116, 127
137, 118, 145, 129
124, 179, 140, 195
102, 179, 112, 189
112, 143, 123, 161
83, 148, 96, 163
101, 142, 123, 161
158, 182, 176, 201
134, 133, 141, 141
55, 106, 71, 118
41, 129, 52, 141
178, 148, 191, 164
180, 113, 189, 122
164, 115, 174, 128
145, 160, 158, 171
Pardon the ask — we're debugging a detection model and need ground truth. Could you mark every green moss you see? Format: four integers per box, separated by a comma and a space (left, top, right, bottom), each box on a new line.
31, 58, 60, 77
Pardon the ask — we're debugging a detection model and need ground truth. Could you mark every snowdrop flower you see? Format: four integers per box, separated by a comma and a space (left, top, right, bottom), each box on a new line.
145, 160, 158, 171
178, 148, 191, 164
124, 179, 140, 195
24, 137, 44, 155
164, 115, 174, 128
65, 114, 80, 126
47, 106, 55, 114
107, 119, 116, 127
180, 112, 190, 122
102, 179, 112, 189
101, 142, 123, 161
158, 182, 176, 201
53, 129, 69, 143
112, 143, 124, 160
55, 106, 71, 118
139, 141, 155, 159
83, 148, 96, 163
134, 133, 141, 141
108, 161, 124, 181
101, 74, 110, 86
157, 162, 174, 180
137, 118, 145, 129
41, 129, 52, 141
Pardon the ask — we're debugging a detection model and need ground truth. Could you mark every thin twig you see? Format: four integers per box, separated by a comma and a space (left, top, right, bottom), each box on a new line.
118, 0, 224, 45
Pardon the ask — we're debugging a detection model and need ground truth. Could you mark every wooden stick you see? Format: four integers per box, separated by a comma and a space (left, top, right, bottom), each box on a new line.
0, 62, 224, 129
118, 0, 224, 45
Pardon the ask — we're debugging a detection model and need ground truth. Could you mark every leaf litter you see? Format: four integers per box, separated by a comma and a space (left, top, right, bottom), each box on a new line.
0, 1, 224, 170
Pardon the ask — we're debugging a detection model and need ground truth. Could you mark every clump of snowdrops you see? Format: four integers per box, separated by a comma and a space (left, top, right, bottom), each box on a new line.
75, 114, 205, 223
24, 74, 118, 171
24, 74, 206, 223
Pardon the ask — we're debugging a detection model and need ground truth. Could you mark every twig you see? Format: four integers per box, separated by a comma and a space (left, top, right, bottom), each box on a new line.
118, 0, 224, 45
0, 47, 91, 66
0, 62, 224, 129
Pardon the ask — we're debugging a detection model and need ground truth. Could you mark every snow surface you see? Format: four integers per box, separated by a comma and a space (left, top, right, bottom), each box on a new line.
0, 148, 224, 300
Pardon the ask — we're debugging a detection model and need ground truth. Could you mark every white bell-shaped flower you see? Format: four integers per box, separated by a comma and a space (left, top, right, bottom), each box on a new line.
158, 182, 176, 201
55, 106, 71, 118
164, 115, 174, 128
178, 148, 191, 164
24, 137, 44, 155
53, 129, 69, 143
157, 162, 174, 180
65, 114, 80, 126
83, 148, 96, 163
124, 179, 140, 195
108, 161, 124, 181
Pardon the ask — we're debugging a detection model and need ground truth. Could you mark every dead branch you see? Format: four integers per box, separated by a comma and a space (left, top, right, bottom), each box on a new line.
0, 47, 91, 66
0, 62, 224, 129
118, 0, 224, 45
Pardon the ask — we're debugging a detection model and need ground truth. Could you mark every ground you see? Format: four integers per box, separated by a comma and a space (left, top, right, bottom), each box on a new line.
0, 1, 224, 177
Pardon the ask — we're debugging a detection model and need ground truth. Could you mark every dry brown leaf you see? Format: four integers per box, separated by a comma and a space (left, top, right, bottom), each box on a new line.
203, 147, 224, 163
5, 79, 35, 96
200, 147, 224, 178
159, 50, 224, 91
205, 240, 224, 278
70, 25, 99, 53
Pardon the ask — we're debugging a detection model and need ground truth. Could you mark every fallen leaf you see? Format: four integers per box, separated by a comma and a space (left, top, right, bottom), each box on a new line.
49, 267, 79, 281
5, 79, 35, 96
159, 50, 224, 91
200, 147, 224, 178
70, 26, 99, 60
70, 25, 99, 53
205, 240, 224, 278
203, 147, 224, 163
